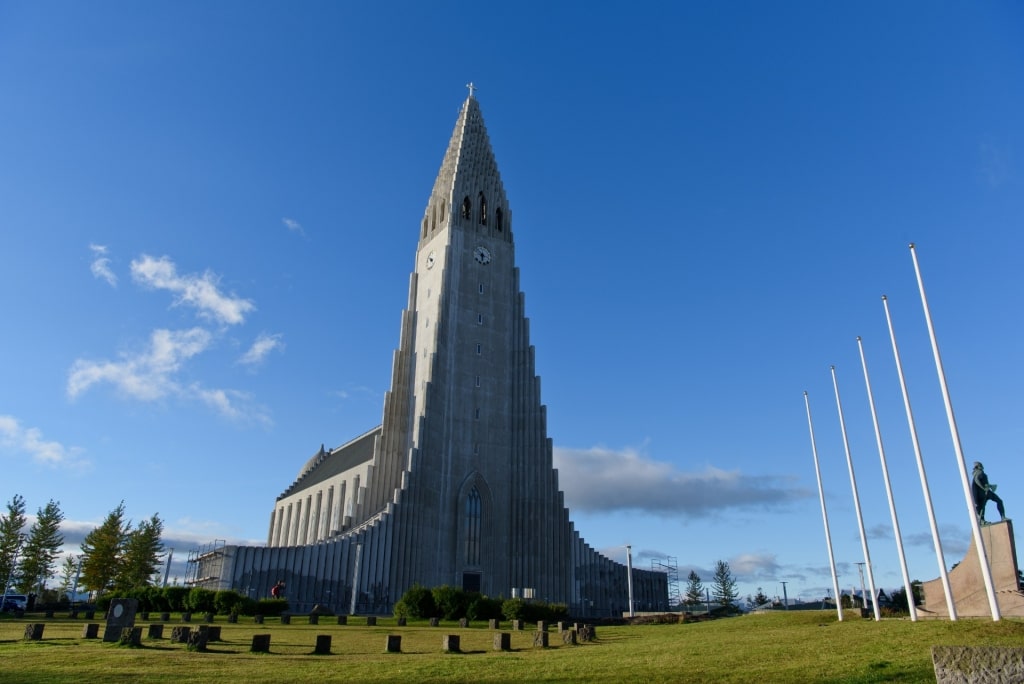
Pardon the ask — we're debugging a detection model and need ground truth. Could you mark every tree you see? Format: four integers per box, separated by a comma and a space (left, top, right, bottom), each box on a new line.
16, 499, 65, 594
80, 501, 129, 595
684, 570, 704, 608
58, 555, 79, 601
753, 587, 769, 606
0, 495, 28, 590
712, 560, 739, 611
117, 514, 165, 590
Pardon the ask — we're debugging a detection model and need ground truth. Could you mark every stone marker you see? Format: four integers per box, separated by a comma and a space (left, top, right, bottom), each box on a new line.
557, 621, 566, 632
459, 617, 469, 628
396, 617, 407, 626
160, 612, 170, 622
227, 613, 238, 623
147, 624, 164, 639
68, 610, 79, 619
103, 598, 139, 642
366, 616, 377, 626
254, 614, 264, 624
139, 612, 149, 621
578, 624, 596, 642
308, 614, 319, 625
280, 614, 291, 625
443, 634, 461, 652
429, 617, 440, 627
24, 624, 44, 641
385, 634, 402, 653
84, 610, 95, 619
204, 612, 215, 623
188, 629, 208, 652
533, 631, 549, 648
171, 626, 191, 643
314, 634, 332, 655
182, 612, 192, 622
511, 619, 522, 631
537, 620, 548, 632
206, 626, 222, 641
489, 618, 500, 629
562, 629, 577, 645
493, 632, 511, 651
82, 623, 99, 639
250, 634, 271, 653
44, 610, 55, 618
119, 627, 142, 646
336, 615, 347, 625
932, 646, 1024, 684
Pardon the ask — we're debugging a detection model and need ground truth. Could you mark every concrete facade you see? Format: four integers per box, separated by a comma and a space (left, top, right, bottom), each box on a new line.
195, 94, 669, 615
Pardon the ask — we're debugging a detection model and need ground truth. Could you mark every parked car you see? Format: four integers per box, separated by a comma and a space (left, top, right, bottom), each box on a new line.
1, 594, 28, 612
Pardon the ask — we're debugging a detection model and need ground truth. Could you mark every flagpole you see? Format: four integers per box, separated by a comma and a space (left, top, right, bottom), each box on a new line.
908, 243, 1000, 620
856, 336, 917, 620
804, 391, 843, 621
831, 365, 881, 621
882, 295, 956, 619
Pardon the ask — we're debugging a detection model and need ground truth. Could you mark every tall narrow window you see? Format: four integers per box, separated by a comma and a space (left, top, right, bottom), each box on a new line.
495, 207, 503, 232
461, 196, 471, 220
465, 487, 481, 565
478, 192, 487, 225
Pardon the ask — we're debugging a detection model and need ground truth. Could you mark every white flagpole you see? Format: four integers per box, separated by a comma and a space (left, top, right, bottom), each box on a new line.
882, 295, 956, 619
831, 365, 881, 621
908, 243, 1000, 620
856, 336, 917, 621
804, 391, 844, 621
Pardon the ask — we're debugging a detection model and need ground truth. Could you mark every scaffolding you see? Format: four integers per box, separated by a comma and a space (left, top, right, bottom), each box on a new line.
651, 556, 680, 607
184, 539, 226, 588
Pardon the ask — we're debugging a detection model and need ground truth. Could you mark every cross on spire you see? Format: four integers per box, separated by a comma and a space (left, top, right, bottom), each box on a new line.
466, 82, 478, 98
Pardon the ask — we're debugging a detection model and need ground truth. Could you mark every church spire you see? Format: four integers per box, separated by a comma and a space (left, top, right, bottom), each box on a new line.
420, 89, 510, 244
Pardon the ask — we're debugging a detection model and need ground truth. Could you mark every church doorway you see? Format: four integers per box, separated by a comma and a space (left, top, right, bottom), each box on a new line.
462, 572, 481, 593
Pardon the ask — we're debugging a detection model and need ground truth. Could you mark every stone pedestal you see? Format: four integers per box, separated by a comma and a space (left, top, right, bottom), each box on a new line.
921, 520, 1024, 617
489, 619, 500, 629
82, 623, 99, 639
366, 616, 377, 626
533, 631, 549, 648
562, 629, 577, 645
308, 614, 319, 625
458, 618, 469, 628
396, 617, 407, 626
254, 614, 264, 624
314, 634, 332, 655
429, 617, 439, 627
171, 626, 191, 643
336, 615, 347, 625
443, 634, 461, 652
119, 627, 142, 646
511, 619, 522, 630
280, 614, 291, 625
147, 624, 164, 639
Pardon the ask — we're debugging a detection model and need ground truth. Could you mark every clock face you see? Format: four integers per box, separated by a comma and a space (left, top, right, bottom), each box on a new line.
473, 246, 492, 265
425, 251, 436, 269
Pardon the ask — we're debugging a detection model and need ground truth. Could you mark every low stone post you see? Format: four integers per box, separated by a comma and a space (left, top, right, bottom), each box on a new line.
280, 614, 291, 625
533, 631, 549, 648
308, 614, 319, 625
204, 612, 215, 623
182, 612, 192, 623
366, 616, 377, 626
562, 629, 577, 645
227, 613, 238, 623
147, 624, 164, 639
396, 617, 407, 626
254, 614, 264, 624
188, 628, 208, 652
139, 612, 149, 621
160, 612, 170, 622
82, 623, 100, 639
171, 626, 191, 643
511, 619, 522, 630
250, 634, 271, 653
44, 609, 55, 618
459, 617, 469, 628
489, 618, 500, 629
537, 620, 548, 632
24, 624, 44, 641
385, 634, 402, 653
336, 615, 347, 625
119, 627, 142, 646
429, 617, 440, 627
314, 634, 332, 655
493, 632, 511, 651
443, 634, 461, 652
206, 626, 222, 641
84, 610, 95, 619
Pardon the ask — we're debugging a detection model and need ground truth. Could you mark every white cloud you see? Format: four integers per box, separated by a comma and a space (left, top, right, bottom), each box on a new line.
238, 332, 284, 366
0, 415, 89, 468
553, 445, 809, 516
68, 327, 213, 400
282, 217, 305, 236
89, 243, 117, 286
131, 254, 255, 326
190, 384, 271, 427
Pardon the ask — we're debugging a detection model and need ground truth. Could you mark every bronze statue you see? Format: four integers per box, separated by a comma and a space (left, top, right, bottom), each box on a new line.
972, 461, 1006, 523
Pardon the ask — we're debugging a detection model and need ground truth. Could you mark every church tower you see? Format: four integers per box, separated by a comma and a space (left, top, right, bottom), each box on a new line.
197, 92, 668, 616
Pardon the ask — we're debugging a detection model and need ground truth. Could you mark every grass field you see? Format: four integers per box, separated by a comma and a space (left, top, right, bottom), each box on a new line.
1, 610, 1021, 683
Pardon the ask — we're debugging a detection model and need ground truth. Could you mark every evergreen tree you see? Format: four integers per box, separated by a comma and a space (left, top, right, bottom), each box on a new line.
684, 570, 704, 607
16, 499, 65, 594
712, 560, 739, 611
0, 495, 28, 590
80, 501, 129, 595
117, 514, 165, 590
59, 555, 79, 601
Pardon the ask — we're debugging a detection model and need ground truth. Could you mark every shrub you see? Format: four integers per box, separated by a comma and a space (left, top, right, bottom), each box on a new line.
255, 598, 289, 616
432, 585, 470, 620
162, 586, 189, 612
394, 583, 436, 619
186, 587, 216, 613
502, 598, 567, 622
213, 590, 246, 616
466, 594, 503, 621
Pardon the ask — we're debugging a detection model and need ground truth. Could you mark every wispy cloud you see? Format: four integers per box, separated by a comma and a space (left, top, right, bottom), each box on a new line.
89, 244, 117, 287
282, 217, 305, 236
0, 415, 89, 469
238, 333, 284, 366
131, 255, 255, 326
68, 327, 212, 401
553, 445, 809, 516
191, 385, 271, 426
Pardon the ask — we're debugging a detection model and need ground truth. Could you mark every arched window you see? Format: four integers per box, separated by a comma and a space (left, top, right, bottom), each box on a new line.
461, 196, 471, 220
495, 207, 503, 232
478, 192, 487, 225
465, 487, 481, 565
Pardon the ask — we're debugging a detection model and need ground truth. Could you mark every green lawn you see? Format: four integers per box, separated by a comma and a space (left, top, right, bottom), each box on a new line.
1, 610, 1021, 683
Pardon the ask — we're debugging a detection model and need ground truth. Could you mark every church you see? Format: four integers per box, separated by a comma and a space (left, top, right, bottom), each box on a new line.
192, 91, 669, 616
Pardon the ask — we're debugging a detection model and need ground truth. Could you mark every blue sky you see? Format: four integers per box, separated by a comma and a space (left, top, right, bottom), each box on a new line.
1, 2, 1022, 603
